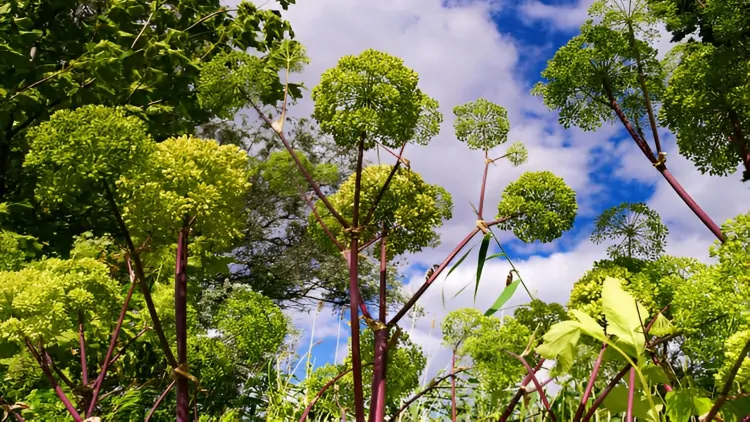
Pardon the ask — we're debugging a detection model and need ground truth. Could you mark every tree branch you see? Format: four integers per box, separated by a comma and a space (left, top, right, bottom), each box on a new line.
391, 367, 472, 420
702, 338, 750, 421
499, 358, 545, 422
25, 340, 82, 422
505, 352, 556, 422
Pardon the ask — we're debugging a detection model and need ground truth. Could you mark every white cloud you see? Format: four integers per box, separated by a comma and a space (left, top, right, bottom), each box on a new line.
242, 0, 750, 389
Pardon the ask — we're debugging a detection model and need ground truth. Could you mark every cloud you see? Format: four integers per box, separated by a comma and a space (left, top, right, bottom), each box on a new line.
237, 0, 750, 386
518, 0, 595, 31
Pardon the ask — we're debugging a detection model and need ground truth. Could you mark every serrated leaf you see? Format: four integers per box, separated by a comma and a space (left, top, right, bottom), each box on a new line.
474, 233, 491, 302
535, 320, 581, 375
484, 279, 520, 316
665, 389, 713, 421
569, 309, 607, 342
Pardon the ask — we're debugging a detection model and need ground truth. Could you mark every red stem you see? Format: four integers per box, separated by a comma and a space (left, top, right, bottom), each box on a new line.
499, 358, 545, 422
626, 367, 636, 422
581, 364, 631, 422
349, 140, 366, 422
175, 220, 190, 422
293, 177, 345, 252
251, 103, 350, 229
388, 217, 510, 327
391, 367, 472, 420
103, 181, 179, 367
506, 352, 556, 422
477, 151, 490, 218
451, 349, 458, 422
87, 266, 138, 416
703, 338, 750, 421
573, 344, 607, 421
602, 82, 724, 242
362, 144, 407, 227
109, 326, 151, 366
25, 340, 82, 421
299, 366, 358, 422
145, 380, 176, 422
369, 229, 389, 422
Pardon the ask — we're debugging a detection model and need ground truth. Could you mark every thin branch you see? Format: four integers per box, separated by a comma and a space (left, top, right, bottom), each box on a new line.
78, 311, 89, 387
573, 344, 607, 421
626, 22, 662, 154
505, 352, 556, 422
362, 143, 407, 227
109, 326, 151, 366
581, 364, 631, 422
299, 367, 356, 422
185, 8, 237, 32
391, 367, 472, 420
702, 338, 750, 421
251, 103, 350, 229
499, 358, 545, 422
145, 380, 176, 422
25, 340, 82, 422
478, 150, 490, 218
451, 349, 458, 422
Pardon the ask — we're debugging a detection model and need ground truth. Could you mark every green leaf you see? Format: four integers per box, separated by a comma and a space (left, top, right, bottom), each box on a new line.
535, 320, 581, 375
569, 309, 607, 342
484, 279, 520, 316
446, 247, 473, 279
665, 389, 713, 421
601, 277, 649, 357
485, 252, 506, 261
474, 233, 491, 302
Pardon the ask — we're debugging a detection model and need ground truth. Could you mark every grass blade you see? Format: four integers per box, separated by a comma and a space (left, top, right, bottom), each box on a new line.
474, 233, 492, 303
485, 279, 521, 316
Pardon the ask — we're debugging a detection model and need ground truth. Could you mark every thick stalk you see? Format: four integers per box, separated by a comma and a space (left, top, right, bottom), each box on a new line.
369, 231, 389, 422
582, 364, 631, 422
175, 219, 190, 422
102, 181, 178, 367
451, 349, 458, 422
388, 217, 510, 327
499, 359, 545, 422
602, 83, 724, 242
87, 275, 138, 416
477, 150, 490, 218
349, 140, 366, 422
25, 340, 82, 421
506, 352, 556, 422
573, 344, 607, 421
626, 367, 636, 422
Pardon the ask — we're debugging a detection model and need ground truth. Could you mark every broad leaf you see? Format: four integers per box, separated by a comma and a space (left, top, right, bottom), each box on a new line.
601, 277, 649, 357
665, 389, 713, 421
535, 320, 581, 375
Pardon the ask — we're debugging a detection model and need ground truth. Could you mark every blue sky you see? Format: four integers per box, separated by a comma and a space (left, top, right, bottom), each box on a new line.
249, 0, 750, 382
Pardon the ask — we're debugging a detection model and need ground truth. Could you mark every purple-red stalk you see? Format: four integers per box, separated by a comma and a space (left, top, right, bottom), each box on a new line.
293, 177, 345, 251
108, 326, 151, 366
477, 150, 490, 218
582, 364, 631, 422
102, 181, 178, 367
348, 140, 366, 422
25, 339, 82, 421
626, 368, 636, 422
390, 367, 472, 420
602, 83, 724, 242
252, 103, 350, 229
145, 380, 176, 422
499, 358, 545, 422
369, 229, 389, 422
573, 343, 607, 421
299, 366, 359, 422
703, 338, 750, 421
389, 217, 510, 327
506, 352, 556, 422
87, 268, 138, 416
451, 349, 458, 422
175, 220, 190, 421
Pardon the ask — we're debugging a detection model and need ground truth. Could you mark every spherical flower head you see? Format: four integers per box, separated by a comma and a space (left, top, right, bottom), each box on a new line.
505, 141, 529, 166
496, 171, 577, 243
453, 98, 510, 151
312, 49, 441, 150
309, 165, 453, 258
24, 105, 153, 207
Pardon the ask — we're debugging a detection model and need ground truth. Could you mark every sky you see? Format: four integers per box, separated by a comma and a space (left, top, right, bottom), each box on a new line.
232, 0, 750, 383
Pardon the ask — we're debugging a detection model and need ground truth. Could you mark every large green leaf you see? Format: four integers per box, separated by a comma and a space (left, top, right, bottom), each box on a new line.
601, 277, 649, 357
535, 320, 581, 375
665, 389, 713, 421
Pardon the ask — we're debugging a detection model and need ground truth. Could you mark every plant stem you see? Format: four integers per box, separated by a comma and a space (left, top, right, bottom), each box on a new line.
25, 339, 82, 421
451, 349, 458, 422
349, 139, 366, 422
499, 358, 545, 422
145, 380, 176, 422
506, 352, 556, 422
102, 181, 178, 367
626, 22, 662, 154
582, 364, 631, 422
77, 311, 89, 387
573, 344, 607, 421
251, 102, 350, 229
175, 219, 190, 422
703, 338, 750, 421
370, 229, 389, 422
88, 270, 138, 416
391, 367, 472, 420
478, 150, 490, 218
626, 367, 636, 422
363, 144, 407, 227
388, 217, 510, 327
109, 326, 151, 366
299, 365, 372, 422
602, 82, 724, 242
